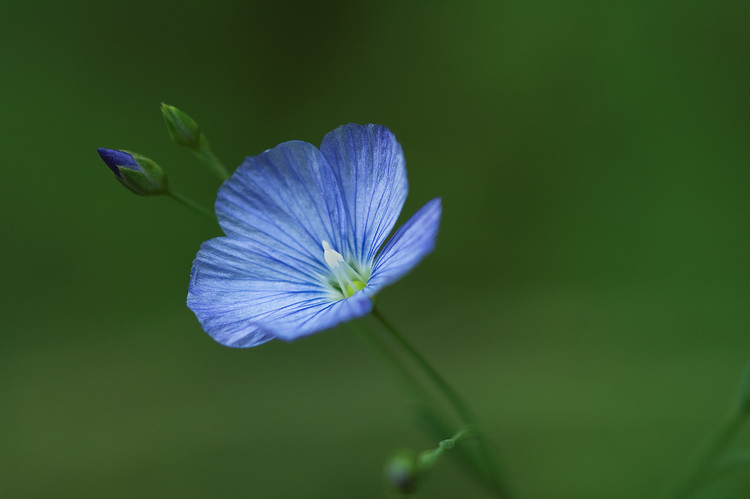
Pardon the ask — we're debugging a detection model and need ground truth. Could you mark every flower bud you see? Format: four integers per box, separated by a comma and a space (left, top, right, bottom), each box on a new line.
161, 103, 201, 149
97, 148, 168, 196
384, 449, 421, 494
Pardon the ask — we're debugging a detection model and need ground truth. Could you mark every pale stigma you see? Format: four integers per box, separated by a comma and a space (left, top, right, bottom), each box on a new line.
322, 241, 367, 299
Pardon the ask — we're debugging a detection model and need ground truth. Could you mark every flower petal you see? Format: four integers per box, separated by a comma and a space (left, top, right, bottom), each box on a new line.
255, 292, 373, 342
188, 235, 375, 346
320, 124, 408, 268
188, 125, 435, 348
188, 236, 332, 348
97, 148, 141, 176
367, 198, 442, 291
216, 140, 349, 274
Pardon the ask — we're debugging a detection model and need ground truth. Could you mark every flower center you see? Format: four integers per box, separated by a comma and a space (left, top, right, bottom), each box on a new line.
322, 241, 367, 299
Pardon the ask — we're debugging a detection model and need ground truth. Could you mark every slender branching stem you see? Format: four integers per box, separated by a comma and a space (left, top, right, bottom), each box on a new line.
371, 307, 512, 498
656, 365, 750, 499
167, 190, 217, 222
195, 139, 230, 181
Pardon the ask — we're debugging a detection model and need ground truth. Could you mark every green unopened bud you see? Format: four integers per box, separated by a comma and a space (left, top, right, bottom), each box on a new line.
161, 103, 201, 149
97, 148, 168, 196
385, 449, 421, 494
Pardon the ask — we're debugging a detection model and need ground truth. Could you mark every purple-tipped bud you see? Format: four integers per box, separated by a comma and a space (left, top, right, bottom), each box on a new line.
97, 148, 168, 196
385, 449, 421, 494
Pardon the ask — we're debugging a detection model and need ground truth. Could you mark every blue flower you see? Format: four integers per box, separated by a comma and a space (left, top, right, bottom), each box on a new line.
187, 124, 442, 348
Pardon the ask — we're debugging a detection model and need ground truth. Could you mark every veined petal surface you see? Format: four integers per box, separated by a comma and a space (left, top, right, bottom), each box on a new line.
255, 292, 374, 341
187, 124, 440, 348
216, 140, 348, 275
368, 198, 442, 291
320, 124, 408, 267
188, 236, 329, 347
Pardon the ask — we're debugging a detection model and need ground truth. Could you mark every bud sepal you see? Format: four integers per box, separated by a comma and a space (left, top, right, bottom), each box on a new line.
97, 148, 168, 196
161, 103, 201, 149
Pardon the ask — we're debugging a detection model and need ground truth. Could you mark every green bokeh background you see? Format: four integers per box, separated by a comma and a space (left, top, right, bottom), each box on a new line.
2, 2, 749, 497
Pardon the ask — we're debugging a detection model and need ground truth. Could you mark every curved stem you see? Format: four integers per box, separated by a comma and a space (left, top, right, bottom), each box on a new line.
656, 365, 750, 499
348, 320, 429, 404
657, 412, 745, 499
195, 138, 230, 181
419, 426, 476, 469
371, 307, 511, 498
372, 308, 473, 423
351, 320, 502, 493
167, 190, 217, 222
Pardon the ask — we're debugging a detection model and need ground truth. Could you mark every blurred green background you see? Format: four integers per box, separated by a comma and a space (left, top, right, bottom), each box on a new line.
2, 1, 749, 497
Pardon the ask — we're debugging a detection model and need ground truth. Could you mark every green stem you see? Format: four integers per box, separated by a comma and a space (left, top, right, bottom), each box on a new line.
372, 308, 473, 423
167, 190, 217, 222
351, 320, 497, 492
658, 413, 745, 499
371, 307, 511, 498
348, 321, 430, 405
195, 137, 230, 181
419, 426, 476, 469
657, 365, 750, 499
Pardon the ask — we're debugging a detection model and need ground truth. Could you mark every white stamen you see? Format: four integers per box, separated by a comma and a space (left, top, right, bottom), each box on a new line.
322, 240, 344, 269
321, 241, 366, 299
